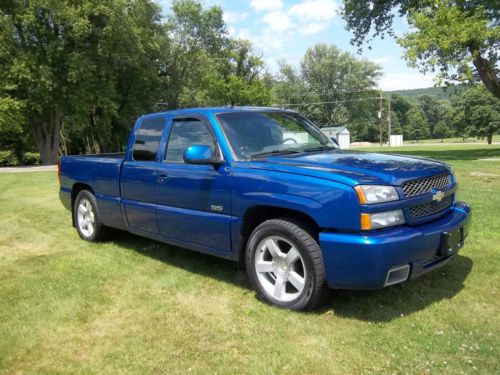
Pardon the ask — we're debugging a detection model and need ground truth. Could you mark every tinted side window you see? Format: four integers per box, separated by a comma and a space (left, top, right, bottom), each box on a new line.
132, 117, 165, 161
165, 119, 215, 162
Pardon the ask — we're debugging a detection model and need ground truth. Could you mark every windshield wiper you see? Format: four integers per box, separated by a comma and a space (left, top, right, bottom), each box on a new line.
251, 149, 301, 158
302, 146, 337, 152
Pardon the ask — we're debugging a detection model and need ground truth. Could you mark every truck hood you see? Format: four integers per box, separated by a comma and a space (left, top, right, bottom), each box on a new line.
249, 150, 450, 186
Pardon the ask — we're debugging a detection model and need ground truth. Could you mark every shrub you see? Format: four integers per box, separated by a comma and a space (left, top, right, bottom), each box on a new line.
0, 150, 19, 167
22, 151, 41, 165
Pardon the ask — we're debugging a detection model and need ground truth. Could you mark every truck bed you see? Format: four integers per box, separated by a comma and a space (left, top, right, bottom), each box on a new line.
59, 153, 126, 229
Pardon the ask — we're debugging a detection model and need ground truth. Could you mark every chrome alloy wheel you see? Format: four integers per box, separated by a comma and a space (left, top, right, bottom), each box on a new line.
254, 236, 307, 303
77, 198, 95, 238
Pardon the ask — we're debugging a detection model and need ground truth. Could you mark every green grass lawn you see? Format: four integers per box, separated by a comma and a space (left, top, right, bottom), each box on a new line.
402, 135, 500, 144
353, 134, 500, 146
1, 144, 499, 374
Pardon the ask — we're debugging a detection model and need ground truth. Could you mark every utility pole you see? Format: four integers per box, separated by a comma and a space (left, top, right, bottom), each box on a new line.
387, 99, 392, 147
378, 91, 384, 147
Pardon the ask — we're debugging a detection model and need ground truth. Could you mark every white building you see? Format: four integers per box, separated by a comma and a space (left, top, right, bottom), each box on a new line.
321, 126, 351, 149
390, 134, 404, 147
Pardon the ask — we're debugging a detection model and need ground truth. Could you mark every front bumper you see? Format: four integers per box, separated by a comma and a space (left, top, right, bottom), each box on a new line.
320, 201, 471, 289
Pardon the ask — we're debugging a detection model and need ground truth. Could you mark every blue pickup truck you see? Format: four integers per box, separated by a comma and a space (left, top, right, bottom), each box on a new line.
59, 107, 471, 310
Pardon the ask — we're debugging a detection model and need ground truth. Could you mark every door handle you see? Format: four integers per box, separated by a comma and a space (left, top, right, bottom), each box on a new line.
158, 173, 169, 183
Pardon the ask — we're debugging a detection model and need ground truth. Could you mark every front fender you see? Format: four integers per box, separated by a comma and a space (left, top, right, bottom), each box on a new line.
240, 191, 322, 211
232, 167, 360, 230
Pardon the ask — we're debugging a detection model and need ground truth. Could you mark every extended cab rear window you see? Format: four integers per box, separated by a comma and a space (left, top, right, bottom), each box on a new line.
132, 117, 165, 161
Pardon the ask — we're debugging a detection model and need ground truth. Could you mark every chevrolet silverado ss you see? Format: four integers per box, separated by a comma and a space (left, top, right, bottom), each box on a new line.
59, 107, 471, 310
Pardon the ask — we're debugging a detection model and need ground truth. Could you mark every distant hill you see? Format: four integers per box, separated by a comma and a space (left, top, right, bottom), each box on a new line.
385, 86, 462, 100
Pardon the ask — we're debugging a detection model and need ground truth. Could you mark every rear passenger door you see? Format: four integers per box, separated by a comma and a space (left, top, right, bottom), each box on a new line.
121, 116, 167, 234
155, 115, 233, 255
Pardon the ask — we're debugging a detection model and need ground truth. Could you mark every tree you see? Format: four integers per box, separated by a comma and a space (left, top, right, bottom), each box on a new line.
0, 0, 273, 161
0, 0, 164, 164
416, 95, 447, 137
406, 107, 429, 142
342, 1, 500, 100
208, 75, 271, 106
159, 1, 271, 109
389, 106, 403, 136
272, 44, 382, 141
433, 120, 451, 142
0, 97, 28, 157
160, 0, 228, 109
210, 39, 272, 106
449, 98, 469, 141
272, 61, 313, 107
453, 85, 500, 144
389, 94, 414, 137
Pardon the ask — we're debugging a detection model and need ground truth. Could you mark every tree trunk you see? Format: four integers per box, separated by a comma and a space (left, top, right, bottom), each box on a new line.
31, 108, 62, 165
60, 125, 69, 156
469, 47, 500, 100
487, 134, 493, 145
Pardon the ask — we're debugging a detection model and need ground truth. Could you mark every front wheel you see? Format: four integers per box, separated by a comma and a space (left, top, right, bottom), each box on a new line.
73, 190, 109, 242
245, 218, 327, 311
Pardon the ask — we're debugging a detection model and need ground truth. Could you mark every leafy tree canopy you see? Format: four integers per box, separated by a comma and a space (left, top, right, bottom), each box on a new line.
0, 0, 165, 163
453, 85, 500, 144
0, 0, 272, 163
406, 106, 430, 141
273, 43, 382, 141
342, 0, 500, 99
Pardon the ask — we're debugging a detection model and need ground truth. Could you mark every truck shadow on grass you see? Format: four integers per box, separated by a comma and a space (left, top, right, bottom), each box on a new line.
323, 255, 473, 322
110, 231, 473, 323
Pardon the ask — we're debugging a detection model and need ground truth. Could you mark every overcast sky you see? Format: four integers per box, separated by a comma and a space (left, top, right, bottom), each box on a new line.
157, 0, 438, 91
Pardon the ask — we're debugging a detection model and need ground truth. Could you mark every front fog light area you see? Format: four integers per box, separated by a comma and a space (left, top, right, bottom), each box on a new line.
361, 210, 405, 230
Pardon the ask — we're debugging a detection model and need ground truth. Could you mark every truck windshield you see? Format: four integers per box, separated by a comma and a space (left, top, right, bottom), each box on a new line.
217, 111, 337, 159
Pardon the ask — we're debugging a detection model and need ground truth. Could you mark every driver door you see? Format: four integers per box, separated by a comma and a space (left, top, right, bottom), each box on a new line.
155, 115, 233, 255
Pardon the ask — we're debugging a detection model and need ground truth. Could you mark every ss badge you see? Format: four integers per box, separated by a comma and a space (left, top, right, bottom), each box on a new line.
210, 205, 223, 212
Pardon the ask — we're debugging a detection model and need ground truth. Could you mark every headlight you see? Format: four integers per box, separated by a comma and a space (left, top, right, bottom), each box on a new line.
355, 185, 399, 204
361, 210, 405, 230
450, 168, 458, 184
444, 163, 457, 184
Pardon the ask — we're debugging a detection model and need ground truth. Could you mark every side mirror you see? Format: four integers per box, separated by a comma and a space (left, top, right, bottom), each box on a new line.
183, 144, 222, 165
330, 137, 340, 147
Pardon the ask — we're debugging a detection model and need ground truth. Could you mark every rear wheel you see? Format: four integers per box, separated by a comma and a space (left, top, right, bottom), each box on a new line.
245, 218, 327, 311
73, 190, 108, 242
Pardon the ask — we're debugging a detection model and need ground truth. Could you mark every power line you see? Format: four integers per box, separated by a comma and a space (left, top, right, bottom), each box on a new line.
277, 96, 383, 107
379, 91, 384, 147
277, 88, 382, 99
152, 88, 384, 107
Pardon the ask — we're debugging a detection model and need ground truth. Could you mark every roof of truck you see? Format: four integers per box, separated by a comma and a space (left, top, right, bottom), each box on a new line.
142, 106, 295, 118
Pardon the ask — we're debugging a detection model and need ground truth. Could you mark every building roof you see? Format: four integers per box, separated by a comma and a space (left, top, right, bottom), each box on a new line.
322, 126, 350, 134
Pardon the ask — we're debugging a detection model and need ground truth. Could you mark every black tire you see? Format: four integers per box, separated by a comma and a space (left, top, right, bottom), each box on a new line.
245, 217, 327, 311
73, 190, 109, 242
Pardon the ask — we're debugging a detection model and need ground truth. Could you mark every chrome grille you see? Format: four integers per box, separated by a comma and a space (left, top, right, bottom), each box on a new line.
401, 173, 451, 197
409, 195, 453, 219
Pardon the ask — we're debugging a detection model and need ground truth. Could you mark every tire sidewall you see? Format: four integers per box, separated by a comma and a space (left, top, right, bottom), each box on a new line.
73, 190, 102, 242
245, 220, 319, 310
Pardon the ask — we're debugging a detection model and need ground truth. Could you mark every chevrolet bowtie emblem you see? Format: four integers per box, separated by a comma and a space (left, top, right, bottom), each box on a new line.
432, 190, 445, 202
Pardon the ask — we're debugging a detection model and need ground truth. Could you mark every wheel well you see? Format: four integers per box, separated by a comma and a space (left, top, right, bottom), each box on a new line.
71, 183, 94, 226
238, 205, 320, 266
